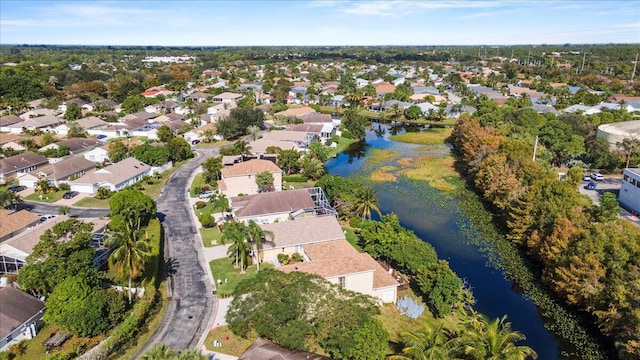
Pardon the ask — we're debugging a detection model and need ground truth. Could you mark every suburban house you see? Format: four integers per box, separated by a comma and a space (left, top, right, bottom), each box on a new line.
262, 130, 317, 148
7, 116, 64, 134
218, 159, 283, 197
0, 209, 40, 242
187, 92, 213, 103
239, 338, 331, 360
620, 168, 640, 216
287, 123, 336, 142
0, 286, 46, 352
248, 138, 302, 155
39, 138, 100, 156
58, 98, 92, 113
70, 157, 151, 194
83, 145, 110, 164
0, 216, 109, 275
0, 115, 23, 132
257, 215, 399, 303
0, 152, 49, 185
274, 107, 316, 119
212, 92, 243, 103
74, 116, 109, 135
18, 109, 58, 121
231, 187, 336, 224
18, 156, 96, 188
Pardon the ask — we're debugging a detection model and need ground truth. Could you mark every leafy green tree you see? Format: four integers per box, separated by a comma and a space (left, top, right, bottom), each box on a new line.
0, 187, 22, 208
131, 143, 171, 166
597, 192, 619, 222
67, 125, 87, 138
276, 149, 301, 175
43, 276, 113, 337
108, 141, 129, 163
109, 189, 157, 230
229, 107, 265, 132
63, 103, 82, 121
107, 219, 151, 303
256, 171, 275, 192
140, 344, 205, 360
121, 94, 146, 114
157, 125, 175, 143
167, 137, 194, 162
404, 105, 422, 120
18, 219, 101, 296
300, 157, 326, 180
617, 137, 640, 168
221, 140, 252, 156
461, 315, 537, 360
393, 321, 456, 360
342, 109, 368, 140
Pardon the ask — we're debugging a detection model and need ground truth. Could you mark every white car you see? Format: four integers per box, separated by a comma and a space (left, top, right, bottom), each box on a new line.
198, 191, 215, 199
591, 173, 604, 181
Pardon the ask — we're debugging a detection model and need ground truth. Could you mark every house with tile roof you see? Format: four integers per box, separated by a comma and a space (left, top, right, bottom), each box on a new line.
39, 138, 100, 155
0, 152, 49, 185
0, 115, 23, 132
212, 92, 243, 103
18, 156, 95, 188
0, 286, 46, 351
219, 159, 282, 197
274, 107, 316, 119
263, 215, 399, 303
239, 338, 331, 360
7, 115, 64, 134
70, 157, 151, 194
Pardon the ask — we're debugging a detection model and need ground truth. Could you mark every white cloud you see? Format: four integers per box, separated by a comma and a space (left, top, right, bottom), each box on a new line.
307, 0, 341, 8
342, 1, 401, 16
613, 22, 640, 29
455, 9, 512, 20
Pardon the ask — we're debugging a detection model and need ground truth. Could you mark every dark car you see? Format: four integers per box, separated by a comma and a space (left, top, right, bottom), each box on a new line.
7, 185, 26, 193
62, 191, 79, 199
585, 182, 597, 190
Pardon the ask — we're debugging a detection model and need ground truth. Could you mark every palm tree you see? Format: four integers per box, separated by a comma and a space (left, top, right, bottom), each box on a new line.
247, 125, 261, 141
354, 187, 382, 220
140, 343, 174, 360
246, 220, 274, 271
307, 141, 330, 162
232, 140, 252, 156
392, 321, 458, 360
221, 222, 251, 273
462, 315, 537, 360
107, 219, 152, 303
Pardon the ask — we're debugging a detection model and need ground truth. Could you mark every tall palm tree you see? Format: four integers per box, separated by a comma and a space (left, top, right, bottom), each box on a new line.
246, 220, 274, 271
307, 141, 330, 163
140, 343, 174, 360
462, 315, 537, 360
221, 222, 251, 273
247, 125, 261, 141
107, 220, 151, 303
354, 187, 382, 220
391, 321, 458, 360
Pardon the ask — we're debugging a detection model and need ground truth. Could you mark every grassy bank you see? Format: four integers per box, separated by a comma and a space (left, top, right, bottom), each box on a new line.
389, 128, 453, 145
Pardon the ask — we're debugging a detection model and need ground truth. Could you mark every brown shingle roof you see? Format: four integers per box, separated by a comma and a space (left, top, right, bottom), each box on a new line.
287, 124, 324, 133
221, 159, 282, 177
0, 152, 49, 175
76, 116, 107, 130
0, 209, 40, 239
31, 156, 95, 181
233, 189, 315, 218
262, 131, 309, 142
239, 338, 332, 360
57, 138, 100, 152
0, 115, 22, 126
259, 216, 344, 248
301, 113, 332, 124
71, 157, 151, 186
274, 107, 316, 118
0, 287, 45, 339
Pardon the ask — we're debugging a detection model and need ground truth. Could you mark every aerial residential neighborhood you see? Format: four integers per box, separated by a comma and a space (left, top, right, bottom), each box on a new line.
1, 1, 640, 360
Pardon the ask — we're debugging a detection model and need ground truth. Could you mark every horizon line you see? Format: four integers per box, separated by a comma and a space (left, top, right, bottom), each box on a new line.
1, 43, 639, 48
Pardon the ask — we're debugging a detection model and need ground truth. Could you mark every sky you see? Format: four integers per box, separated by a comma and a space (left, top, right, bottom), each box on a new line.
1, 0, 639, 46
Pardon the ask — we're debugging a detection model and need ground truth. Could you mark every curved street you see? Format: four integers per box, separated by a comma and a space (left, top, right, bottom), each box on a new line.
136, 148, 219, 355
22, 201, 110, 218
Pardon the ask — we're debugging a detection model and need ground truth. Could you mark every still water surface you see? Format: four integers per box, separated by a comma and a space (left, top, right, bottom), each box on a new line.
325, 126, 561, 359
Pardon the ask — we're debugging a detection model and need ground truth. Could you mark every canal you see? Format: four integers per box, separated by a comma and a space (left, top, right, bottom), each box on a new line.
325, 126, 562, 359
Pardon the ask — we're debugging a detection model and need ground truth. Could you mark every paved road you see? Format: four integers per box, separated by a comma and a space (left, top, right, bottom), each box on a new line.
22, 201, 110, 218
136, 148, 219, 356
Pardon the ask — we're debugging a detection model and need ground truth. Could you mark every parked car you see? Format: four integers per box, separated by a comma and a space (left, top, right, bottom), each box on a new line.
63, 191, 79, 199
591, 173, 604, 181
583, 174, 591, 181
585, 182, 597, 190
40, 214, 57, 222
199, 190, 215, 199
7, 185, 26, 193
97, 134, 107, 140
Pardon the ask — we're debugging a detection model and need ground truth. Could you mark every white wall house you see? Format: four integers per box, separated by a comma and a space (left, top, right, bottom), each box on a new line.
70, 157, 151, 194
84, 147, 110, 164
620, 168, 640, 216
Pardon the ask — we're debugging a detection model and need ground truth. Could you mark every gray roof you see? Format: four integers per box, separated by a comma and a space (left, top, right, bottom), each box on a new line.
259, 216, 345, 247
31, 156, 95, 181
0, 152, 49, 175
239, 338, 331, 360
71, 157, 151, 186
0, 286, 45, 339
56, 138, 100, 153
0, 115, 22, 126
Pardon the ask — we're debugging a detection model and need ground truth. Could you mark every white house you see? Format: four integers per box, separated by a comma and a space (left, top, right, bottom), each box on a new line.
620, 168, 640, 216
70, 157, 151, 194
84, 146, 110, 164
0, 287, 46, 351
219, 159, 283, 197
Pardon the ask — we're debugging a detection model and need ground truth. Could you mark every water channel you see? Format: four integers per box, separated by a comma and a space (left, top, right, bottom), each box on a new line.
325, 125, 562, 359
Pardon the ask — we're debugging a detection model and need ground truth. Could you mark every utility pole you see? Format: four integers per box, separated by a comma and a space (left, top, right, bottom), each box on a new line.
631, 52, 638, 83
580, 51, 587, 73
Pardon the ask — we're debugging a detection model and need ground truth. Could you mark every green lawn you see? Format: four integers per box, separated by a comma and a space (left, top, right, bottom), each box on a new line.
328, 136, 358, 158
74, 196, 110, 208
209, 258, 273, 297
343, 227, 363, 252
205, 326, 255, 356
200, 227, 222, 247
25, 191, 65, 203
190, 173, 206, 197
141, 160, 185, 199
